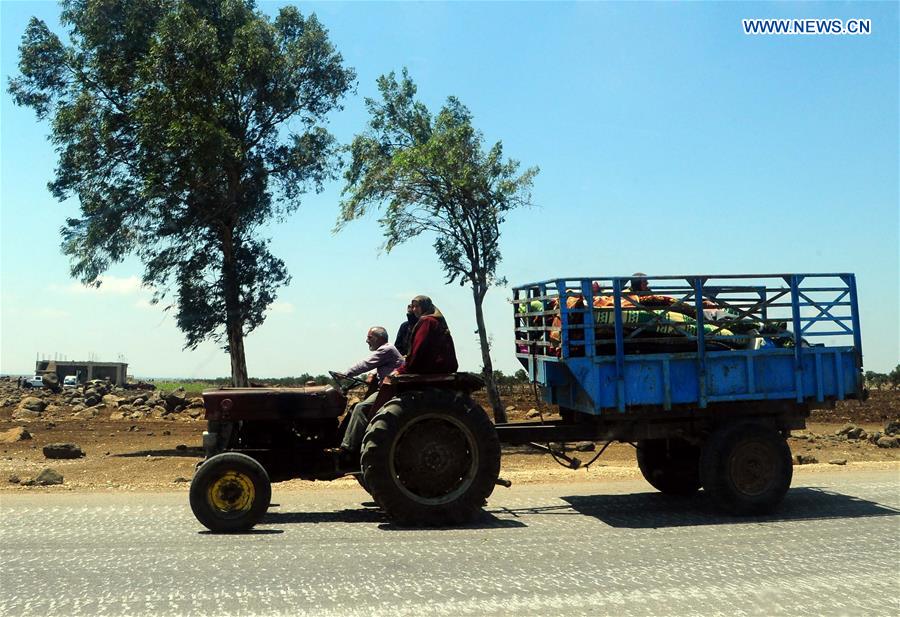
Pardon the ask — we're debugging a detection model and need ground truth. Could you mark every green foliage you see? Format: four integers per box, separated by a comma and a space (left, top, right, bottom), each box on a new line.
9, 1, 354, 374
890, 365, 900, 390
153, 380, 215, 397
491, 368, 532, 396
338, 68, 538, 295
338, 69, 537, 420
154, 374, 332, 396
865, 366, 900, 390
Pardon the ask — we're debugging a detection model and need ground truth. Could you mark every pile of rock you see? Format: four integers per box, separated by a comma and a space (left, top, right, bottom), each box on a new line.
835, 422, 899, 449
0, 378, 204, 422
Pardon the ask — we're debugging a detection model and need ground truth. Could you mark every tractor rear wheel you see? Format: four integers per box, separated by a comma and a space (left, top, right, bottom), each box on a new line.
636, 438, 702, 496
189, 452, 271, 533
700, 423, 792, 515
361, 390, 500, 526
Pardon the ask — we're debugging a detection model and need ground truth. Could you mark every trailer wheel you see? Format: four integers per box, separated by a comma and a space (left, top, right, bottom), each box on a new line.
636, 439, 701, 496
189, 452, 271, 533
700, 423, 792, 515
361, 391, 500, 526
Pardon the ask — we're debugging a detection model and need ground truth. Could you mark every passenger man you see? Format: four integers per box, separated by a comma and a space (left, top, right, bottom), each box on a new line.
393, 295, 458, 375
337, 326, 403, 467
627, 272, 651, 293
394, 303, 418, 356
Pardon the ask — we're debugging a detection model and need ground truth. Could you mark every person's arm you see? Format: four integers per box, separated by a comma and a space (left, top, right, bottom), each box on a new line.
345, 346, 390, 377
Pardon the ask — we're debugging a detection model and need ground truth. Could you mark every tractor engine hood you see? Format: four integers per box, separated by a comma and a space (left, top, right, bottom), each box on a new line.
202, 386, 347, 421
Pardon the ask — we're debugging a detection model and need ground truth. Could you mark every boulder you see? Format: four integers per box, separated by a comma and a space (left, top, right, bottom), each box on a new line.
43, 443, 85, 459
86, 380, 111, 396
164, 388, 188, 411
526, 408, 541, 419
101, 394, 122, 408
8, 474, 21, 484
12, 409, 42, 421
884, 420, 900, 436
876, 436, 899, 449
188, 408, 203, 419
188, 397, 204, 409
0, 427, 32, 443
85, 394, 101, 407
868, 431, 883, 444
24, 468, 64, 486
846, 427, 866, 440
575, 441, 596, 452
828, 459, 848, 466
795, 454, 818, 465
835, 424, 856, 436
151, 406, 169, 419
109, 411, 126, 420
19, 397, 46, 413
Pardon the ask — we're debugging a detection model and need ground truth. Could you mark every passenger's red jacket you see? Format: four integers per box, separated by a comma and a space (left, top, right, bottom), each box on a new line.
396, 311, 458, 374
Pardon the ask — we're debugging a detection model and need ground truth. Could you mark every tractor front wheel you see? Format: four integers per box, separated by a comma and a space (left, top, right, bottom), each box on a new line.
189, 452, 271, 533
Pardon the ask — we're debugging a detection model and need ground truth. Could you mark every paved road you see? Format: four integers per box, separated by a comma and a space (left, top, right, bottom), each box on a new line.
2, 469, 899, 617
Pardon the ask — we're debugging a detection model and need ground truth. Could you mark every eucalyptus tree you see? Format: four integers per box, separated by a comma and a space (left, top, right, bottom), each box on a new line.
9, 0, 355, 385
338, 70, 538, 422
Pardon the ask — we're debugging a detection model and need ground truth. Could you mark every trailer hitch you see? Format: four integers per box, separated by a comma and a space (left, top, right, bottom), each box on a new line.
528, 442, 582, 469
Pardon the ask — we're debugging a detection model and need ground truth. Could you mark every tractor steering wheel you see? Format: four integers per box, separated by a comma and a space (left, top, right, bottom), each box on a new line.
328, 371, 368, 394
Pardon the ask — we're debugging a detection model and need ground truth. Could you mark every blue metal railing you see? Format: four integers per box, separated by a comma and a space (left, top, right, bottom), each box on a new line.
513, 273, 863, 413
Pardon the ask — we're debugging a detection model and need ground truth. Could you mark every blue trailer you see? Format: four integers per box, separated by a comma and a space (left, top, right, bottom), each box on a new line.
498, 273, 864, 515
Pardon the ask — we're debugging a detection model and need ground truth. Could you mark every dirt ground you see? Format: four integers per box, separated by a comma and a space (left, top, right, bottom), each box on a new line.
0, 385, 898, 493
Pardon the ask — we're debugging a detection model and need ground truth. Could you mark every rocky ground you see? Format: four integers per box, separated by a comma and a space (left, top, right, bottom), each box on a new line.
0, 379, 897, 492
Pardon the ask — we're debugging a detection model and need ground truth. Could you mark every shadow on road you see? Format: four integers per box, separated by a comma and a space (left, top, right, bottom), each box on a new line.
492, 487, 900, 529
262, 507, 526, 530
114, 448, 204, 458
199, 529, 284, 536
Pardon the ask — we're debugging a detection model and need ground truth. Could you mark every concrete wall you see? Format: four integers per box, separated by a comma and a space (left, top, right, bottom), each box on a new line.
36, 361, 129, 386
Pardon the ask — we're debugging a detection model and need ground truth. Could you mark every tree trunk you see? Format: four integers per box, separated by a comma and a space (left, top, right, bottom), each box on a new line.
472, 285, 506, 423
221, 228, 250, 387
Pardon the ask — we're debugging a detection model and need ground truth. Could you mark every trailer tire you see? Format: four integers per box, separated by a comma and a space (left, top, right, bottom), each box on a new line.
636, 439, 701, 496
361, 390, 500, 526
700, 423, 792, 515
189, 452, 271, 533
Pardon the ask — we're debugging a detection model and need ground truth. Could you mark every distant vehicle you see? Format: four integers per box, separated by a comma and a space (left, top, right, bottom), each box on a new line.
63, 376, 79, 388
24, 376, 44, 388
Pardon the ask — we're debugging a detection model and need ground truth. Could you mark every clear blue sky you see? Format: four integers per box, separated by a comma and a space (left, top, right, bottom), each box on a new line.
1, 1, 898, 378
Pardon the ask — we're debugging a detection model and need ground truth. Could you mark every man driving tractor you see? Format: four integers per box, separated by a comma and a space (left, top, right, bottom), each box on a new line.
336, 295, 458, 471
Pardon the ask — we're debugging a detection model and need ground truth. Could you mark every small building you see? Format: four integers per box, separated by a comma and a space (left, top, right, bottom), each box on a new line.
35, 360, 129, 386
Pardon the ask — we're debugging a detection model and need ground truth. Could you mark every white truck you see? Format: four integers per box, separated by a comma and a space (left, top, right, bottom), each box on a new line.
24, 375, 44, 388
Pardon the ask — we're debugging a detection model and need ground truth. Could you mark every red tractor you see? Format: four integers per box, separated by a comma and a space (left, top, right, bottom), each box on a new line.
189, 371, 500, 532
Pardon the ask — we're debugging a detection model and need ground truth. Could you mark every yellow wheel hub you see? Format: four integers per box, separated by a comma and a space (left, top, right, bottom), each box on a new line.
208, 471, 255, 514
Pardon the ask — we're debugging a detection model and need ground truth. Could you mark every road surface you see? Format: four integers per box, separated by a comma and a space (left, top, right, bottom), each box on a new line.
2, 469, 899, 616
